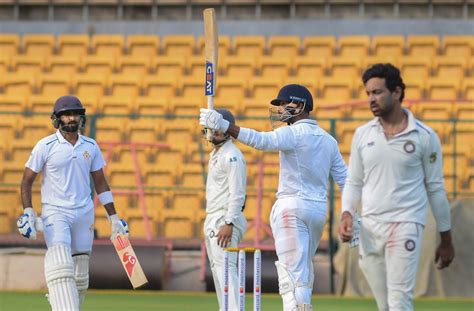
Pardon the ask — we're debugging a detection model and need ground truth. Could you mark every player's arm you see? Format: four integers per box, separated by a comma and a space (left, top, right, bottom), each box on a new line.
339, 128, 364, 242
21, 168, 37, 210
330, 139, 348, 192
422, 131, 454, 269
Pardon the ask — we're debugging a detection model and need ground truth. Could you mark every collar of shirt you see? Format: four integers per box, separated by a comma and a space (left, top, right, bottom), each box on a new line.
291, 118, 318, 126
55, 129, 84, 147
370, 108, 418, 137
210, 139, 232, 158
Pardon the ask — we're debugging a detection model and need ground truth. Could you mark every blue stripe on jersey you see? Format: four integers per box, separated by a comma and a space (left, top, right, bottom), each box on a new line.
415, 120, 431, 134
46, 139, 58, 145
82, 138, 95, 145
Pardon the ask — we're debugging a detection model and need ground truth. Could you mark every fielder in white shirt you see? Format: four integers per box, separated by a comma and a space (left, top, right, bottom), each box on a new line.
200, 84, 347, 311
339, 63, 455, 311
17, 96, 128, 311
203, 109, 247, 311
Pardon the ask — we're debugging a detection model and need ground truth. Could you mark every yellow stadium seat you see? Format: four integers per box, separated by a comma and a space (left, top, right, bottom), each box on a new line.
144, 167, 176, 188
402, 78, 425, 100
91, 34, 124, 57
107, 166, 137, 188
99, 96, 135, 115
179, 163, 205, 189
407, 35, 440, 57
46, 56, 80, 75
319, 77, 354, 102
22, 34, 55, 57
11, 56, 44, 75
412, 101, 453, 120
179, 76, 203, 99
455, 123, 474, 154
470, 57, 474, 76
95, 117, 126, 142
196, 35, 231, 58
135, 96, 169, 115
155, 147, 183, 171
284, 76, 318, 99
233, 35, 265, 59
162, 216, 194, 239
144, 191, 168, 220
142, 75, 177, 99
215, 76, 248, 103
169, 97, 202, 116
432, 56, 467, 79
452, 102, 474, 120
372, 35, 405, 58
302, 36, 336, 58
399, 56, 431, 82
28, 95, 61, 114
361, 55, 398, 71
248, 76, 282, 101
127, 35, 159, 58
0, 95, 26, 113
80, 97, 98, 115
221, 56, 256, 80
3, 73, 35, 97
162, 35, 195, 57
329, 56, 362, 80
442, 35, 474, 58
0, 55, 10, 75
268, 36, 301, 58
107, 75, 141, 98
238, 117, 272, 132
73, 74, 107, 100
293, 56, 326, 79
162, 119, 197, 154
116, 56, 152, 77
57, 34, 90, 57
81, 56, 115, 75
18, 115, 52, 142
461, 77, 474, 100
187, 56, 205, 79
36, 74, 72, 96
349, 103, 374, 119
0, 34, 19, 57
152, 55, 186, 77
426, 78, 460, 100
259, 56, 292, 79
127, 118, 160, 142
338, 35, 370, 58
10, 139, 35, 167
241, 98, 271, 117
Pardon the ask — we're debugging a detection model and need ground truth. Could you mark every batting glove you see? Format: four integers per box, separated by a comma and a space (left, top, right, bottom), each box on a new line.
17, 207, 38, 240
110, 214, 129, 240
200, 108, 230, 133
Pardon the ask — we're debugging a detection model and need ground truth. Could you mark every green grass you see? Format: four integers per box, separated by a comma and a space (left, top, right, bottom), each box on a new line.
0, 291, 472, 311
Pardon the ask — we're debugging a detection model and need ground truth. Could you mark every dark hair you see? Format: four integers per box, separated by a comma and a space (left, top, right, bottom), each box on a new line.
362, 63, 406, 103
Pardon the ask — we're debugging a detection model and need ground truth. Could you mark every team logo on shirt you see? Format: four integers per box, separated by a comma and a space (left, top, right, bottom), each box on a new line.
430, 152, 437, 163
83, 151, 91, 159
405, 239, 416, 251
403, 141, 416, 154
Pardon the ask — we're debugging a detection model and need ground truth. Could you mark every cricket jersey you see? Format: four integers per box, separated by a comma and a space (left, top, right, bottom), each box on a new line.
237, 119, 347, 202
342, 109, 451, 231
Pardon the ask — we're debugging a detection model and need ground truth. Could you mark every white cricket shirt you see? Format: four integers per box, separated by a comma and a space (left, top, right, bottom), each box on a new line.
206, 140, 247, 225
342, 109, 451, 232
237, 119, 347, 202
26, 130, 105, 208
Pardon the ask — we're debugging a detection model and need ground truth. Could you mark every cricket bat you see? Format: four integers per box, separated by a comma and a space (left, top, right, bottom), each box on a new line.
111, 234, 148, 289
203, 8, 218, 139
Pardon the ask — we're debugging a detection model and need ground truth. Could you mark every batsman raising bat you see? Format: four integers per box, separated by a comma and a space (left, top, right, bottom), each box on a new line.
18, 95, 128, 311
200, 84, 347, 311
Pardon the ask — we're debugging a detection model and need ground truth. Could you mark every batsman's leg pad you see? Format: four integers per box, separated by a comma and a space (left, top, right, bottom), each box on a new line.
73, 254, 89, 309
275, 261, 298, 311
44, 245, 79, 311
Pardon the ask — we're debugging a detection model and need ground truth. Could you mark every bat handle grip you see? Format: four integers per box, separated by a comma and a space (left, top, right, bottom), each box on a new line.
206, 96, 214, 140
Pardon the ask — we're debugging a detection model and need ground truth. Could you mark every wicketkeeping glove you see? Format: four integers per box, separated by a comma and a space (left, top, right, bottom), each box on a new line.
199, 108, 230, 133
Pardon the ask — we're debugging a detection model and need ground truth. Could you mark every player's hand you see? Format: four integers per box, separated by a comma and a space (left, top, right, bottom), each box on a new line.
200, 108, 229, 133
17, 207, 38, 240
339, 211, 353, 243
435, 237, 454, 270
216, 224, 233, 248
110, 214, 129, 240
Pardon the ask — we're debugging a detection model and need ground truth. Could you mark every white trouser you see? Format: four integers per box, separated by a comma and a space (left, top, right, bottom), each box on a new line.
204, 211, 247, 311
359, 216, 423, 311
270, 197, 326, 308
42, 202, 94, 255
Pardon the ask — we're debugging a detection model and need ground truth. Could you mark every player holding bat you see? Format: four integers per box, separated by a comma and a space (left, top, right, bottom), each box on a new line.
17, 95, 128, 311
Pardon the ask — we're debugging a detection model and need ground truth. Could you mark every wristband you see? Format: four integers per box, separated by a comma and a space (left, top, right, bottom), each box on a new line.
98, 191, 114, 205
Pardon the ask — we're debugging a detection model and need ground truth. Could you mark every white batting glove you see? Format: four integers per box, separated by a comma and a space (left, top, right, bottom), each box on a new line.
110, 214, 129, 240
17, 207, 38, 240
349, 214, 361, 248
199, 108, 230, 133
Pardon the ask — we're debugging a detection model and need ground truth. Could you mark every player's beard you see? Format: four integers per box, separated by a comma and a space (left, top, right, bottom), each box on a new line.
371, 98, 394, 117
60, 121, 79, 133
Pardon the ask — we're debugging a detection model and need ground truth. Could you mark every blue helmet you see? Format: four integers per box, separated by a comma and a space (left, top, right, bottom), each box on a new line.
271, 84, 313, 112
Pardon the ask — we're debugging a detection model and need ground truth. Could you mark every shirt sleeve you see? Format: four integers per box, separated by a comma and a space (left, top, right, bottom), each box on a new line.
25, 141, 47, 173
224, 152, 247, 225
90, 143, 106, 172
341, 127, 364, 217
237, 126, 296, 151
330, 141, 347, 192
422, 131, 451, 232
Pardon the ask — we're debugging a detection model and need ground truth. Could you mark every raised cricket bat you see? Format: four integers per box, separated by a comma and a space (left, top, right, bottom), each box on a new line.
203, 8, 218, 140
111, 234, 148, 289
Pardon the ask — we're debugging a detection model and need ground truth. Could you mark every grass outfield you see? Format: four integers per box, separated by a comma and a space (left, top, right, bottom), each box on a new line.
0, 291, 472, 311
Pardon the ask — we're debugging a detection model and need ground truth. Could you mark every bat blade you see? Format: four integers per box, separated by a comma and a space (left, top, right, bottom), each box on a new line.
203, 8, 218, 107
112, 234, 148, 289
